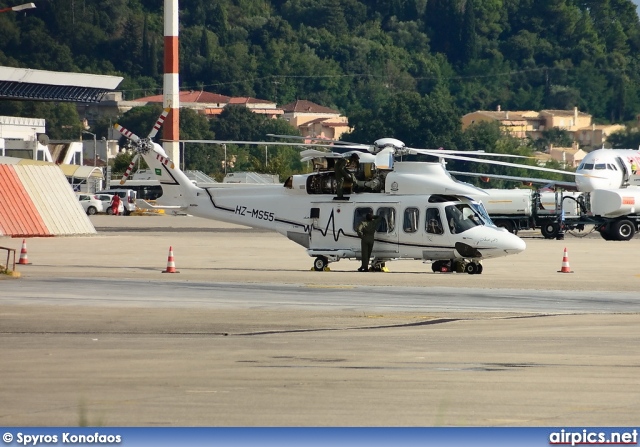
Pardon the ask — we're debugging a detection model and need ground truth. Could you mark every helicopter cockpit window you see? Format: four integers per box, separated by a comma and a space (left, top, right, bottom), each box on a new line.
353, 207, 374, 232
445, 204, 481, 234
403, 207, 419, 233
376, 207, 396, 233
470, 202, 493, 226
425, 208, 444, 235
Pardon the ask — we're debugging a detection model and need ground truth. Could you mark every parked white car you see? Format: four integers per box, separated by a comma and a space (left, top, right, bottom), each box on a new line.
97, 189, 137, 215
76, 193, 106, 215
95, 193, 115, 212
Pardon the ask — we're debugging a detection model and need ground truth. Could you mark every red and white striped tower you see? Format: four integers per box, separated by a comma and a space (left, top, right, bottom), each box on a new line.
163, 0, 180, 163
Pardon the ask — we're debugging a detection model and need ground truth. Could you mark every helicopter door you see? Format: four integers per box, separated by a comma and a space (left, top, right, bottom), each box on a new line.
423, 206, 455, 260
353, 205, 399, 258
374, 205, 399, 256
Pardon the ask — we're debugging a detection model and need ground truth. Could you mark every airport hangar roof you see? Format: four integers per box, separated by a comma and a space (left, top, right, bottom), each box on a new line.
0, 66, 123, 103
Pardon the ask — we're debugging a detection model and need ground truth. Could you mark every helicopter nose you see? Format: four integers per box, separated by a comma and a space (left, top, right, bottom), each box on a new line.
503, 232, 526, 255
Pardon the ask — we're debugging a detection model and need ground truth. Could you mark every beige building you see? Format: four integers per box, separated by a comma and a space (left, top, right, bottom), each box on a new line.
461, 109, 540, 139
462, 107, 622, 150
576, 124, 625, 148
548, 142, 588, 168
281, 100, 350, 140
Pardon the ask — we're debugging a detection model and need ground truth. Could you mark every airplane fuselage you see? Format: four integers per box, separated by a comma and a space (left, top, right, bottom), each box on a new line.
576, 148, 640, 192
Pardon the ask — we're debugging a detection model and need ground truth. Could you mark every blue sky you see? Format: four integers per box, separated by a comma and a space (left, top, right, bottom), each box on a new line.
634, 0, 640, 13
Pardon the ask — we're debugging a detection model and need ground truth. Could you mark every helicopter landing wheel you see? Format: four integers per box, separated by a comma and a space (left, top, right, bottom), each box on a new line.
465, 262, 482, 275
313, 256, 328, 271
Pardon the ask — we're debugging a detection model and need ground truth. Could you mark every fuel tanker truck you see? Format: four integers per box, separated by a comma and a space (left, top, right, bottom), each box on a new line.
588, 189, 640, 240
469, 188, 640, 241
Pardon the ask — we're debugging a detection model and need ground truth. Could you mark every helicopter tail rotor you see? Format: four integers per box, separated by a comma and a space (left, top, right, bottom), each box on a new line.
114, 108, 171, 185
120, 154, 140, 185
147, 108, 171, 139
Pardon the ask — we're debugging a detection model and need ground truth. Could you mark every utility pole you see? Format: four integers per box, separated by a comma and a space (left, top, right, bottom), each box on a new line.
273, 79, 280, 105
223, 143, 227, 175
82, 130, 97, 167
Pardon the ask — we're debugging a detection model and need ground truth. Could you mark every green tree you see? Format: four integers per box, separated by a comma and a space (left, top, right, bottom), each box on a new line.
460, 0, 478, 65
607, 127, 640, 149
344, 88, 463, 149
532, 128, 574, 151
321, 0, 348, 35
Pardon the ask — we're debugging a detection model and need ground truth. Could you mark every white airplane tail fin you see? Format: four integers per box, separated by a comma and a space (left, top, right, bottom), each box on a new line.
113, 109, 200, 207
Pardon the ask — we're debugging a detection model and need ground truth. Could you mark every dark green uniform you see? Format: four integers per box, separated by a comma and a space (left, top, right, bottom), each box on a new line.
356, 215, 382, 271
334, 158, 352, 199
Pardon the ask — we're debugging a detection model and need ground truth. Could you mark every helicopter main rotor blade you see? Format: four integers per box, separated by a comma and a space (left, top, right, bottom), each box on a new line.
174, 139, 369, 151
447, 171, 578, 189
409, 148, 533, 159
407, 148, 599, 178
266, 134, 367, 147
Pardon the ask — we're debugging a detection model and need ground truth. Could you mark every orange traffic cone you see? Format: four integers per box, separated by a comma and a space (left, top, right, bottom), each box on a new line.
162, 246, 179, 273
18, 239, 31, 265
557, 247, 573, 273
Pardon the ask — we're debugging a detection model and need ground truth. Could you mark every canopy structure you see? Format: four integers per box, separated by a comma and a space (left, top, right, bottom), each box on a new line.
0, 66, 123, 103
0, 163, 96, 237
0, 156, 103, 179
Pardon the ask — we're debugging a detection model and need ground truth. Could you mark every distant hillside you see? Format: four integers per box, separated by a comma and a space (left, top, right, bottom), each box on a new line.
2, 0, 640, 142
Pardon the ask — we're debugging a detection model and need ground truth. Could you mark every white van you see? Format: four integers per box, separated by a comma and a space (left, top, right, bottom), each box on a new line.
97, 189, 137, 215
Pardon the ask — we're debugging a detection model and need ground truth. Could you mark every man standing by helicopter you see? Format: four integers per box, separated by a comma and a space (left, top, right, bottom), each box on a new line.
334, 156, 354, 200
356, 212, 382, 271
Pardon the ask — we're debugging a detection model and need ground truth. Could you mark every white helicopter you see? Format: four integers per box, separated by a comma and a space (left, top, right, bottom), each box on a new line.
114, 109, 533, 274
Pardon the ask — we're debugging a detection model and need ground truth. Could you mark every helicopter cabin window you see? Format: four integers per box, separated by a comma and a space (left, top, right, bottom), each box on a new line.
353, 207, 374, 232
376, 207, 396, 233
284, 176, 293, 188
445, 204, 481, 234
403, 207, 419, 233
425, 208, 444, 235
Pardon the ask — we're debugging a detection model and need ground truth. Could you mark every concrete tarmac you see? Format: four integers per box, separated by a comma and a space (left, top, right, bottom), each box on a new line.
1, 215, 639, 426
